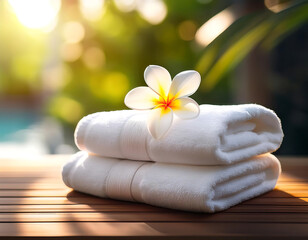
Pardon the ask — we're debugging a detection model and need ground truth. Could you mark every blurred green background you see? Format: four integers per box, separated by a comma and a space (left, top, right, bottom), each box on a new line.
0, 0, 307, 157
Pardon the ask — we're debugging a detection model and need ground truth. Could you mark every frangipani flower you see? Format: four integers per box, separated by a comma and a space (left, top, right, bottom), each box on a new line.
125, 65, 201, 139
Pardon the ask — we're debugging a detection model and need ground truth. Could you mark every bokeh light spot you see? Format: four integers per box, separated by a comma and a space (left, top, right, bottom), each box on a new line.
102, 72, 130, 101
50, 97, 84, 124
195, 8, 235, 47
114, 0, 137, 12
264, 0, 292, 13
79, 0, 104, 21
137, 0, 167, 25
82, 47, 105, 70
62, 21, 85, 44
178, 20, 197, 41
61, 43, 83, 62
42, 65, 71, 92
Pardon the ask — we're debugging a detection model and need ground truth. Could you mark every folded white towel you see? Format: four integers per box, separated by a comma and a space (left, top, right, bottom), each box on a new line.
62, 152, 281, 212
75, 104, 283, 165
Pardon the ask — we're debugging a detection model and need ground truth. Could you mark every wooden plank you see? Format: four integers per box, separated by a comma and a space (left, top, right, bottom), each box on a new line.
1, 183, 304, 190
0, 196, 307, 206
0, 204, 307, 214
0, 183, 67, 190
0, 174, 60, 178
275, 186, 308, 190
0, 195, 307, 206
1, 185, 308, 197
0, 222, 307, 238
278, 172, 308, 182
0, 189, 308, 197
1, 182, 305, 190
225, 205, 308, 213
0, 204, 170, 213
261, 190, 308, 198
0, 190, 72, 197
243, 197, 308, 205
0, 212, 308, 223
0, 197, 137, 205
0, 177, 63, 184
0, 156, 307, 239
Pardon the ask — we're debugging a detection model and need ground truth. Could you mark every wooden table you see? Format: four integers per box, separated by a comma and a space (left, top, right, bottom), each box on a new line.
0, 156, 307, 239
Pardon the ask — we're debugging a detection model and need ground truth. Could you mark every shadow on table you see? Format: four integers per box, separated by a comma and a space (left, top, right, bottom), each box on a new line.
65, 187, 308, 238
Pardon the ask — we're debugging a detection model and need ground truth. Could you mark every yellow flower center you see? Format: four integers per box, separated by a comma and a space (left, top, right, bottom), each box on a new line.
155, 95, 178, 110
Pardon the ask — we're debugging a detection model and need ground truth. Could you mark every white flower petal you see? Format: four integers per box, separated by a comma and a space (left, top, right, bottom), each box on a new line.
147, 107, 173, 139
124, 87, 159, 110
169, 70, 201, 99
172, 98, 200, 119
144, 65, 172, 99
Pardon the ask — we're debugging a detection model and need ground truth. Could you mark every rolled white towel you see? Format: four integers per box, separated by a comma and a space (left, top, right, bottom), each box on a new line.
62, 151, 281, 213
75, 104, 283, 165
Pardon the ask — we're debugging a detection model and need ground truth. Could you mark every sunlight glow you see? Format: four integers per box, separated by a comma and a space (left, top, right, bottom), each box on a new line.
79, 0, 104, 21
195, 8, 235, 47
8, 0, 61, 32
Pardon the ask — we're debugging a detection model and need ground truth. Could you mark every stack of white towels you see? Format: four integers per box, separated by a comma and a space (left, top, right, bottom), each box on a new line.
62, 104, 283, 213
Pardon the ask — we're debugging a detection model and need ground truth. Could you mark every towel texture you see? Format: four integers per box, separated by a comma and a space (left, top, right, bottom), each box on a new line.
62, 152, 281, 213
75, 104, 283, 165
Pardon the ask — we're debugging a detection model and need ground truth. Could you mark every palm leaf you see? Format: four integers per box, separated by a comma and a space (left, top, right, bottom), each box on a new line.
196, 1, 308, 91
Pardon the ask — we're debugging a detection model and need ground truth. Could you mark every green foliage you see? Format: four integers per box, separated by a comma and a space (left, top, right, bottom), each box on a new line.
1, 0, 307, 127
196, 1, 308, 91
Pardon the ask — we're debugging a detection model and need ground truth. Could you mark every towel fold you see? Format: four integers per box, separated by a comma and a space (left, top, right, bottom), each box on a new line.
75, 104, 283, 165
62, 151, 281, 212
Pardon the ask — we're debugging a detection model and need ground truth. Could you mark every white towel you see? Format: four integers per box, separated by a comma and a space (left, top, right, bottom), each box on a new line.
75, 104, 283, 165
62, 152, 281, 213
